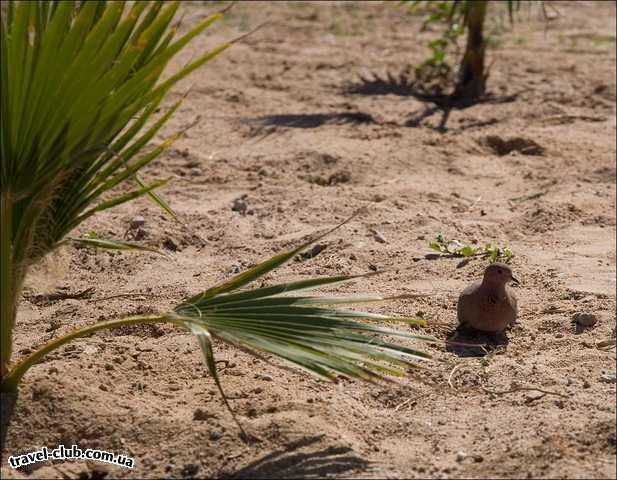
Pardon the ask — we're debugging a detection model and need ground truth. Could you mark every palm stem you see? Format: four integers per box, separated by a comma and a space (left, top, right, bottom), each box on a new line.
1, 314, 168, 392
0, 190, 16, 382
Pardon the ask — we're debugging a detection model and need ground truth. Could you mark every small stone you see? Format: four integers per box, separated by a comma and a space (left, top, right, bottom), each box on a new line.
473, 455, 484, 463
573, 312, 598, 327
99, 384, 108, 392
209, 431, 222, 441
184, 159, 199, 168
600, 373, 616, 384
231, 196, 248, 214
193, 408, 216, 421
299, 243, 326, 260
370, 229, 387, 243
260, 374, 273, 381
133, 227, 147, 241
247, 408, 258, 418
180, 463, 199, 477
456, 451, 467, 462
349, 253, 357, 261
372, 194, 387, 202
162, 237, 178, 252
129, 215, 145, 230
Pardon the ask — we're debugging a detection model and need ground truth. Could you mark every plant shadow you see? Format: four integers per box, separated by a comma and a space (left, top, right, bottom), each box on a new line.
241, 112, 377, 138
0, 391, 18, 451
221, 435, 371, 479
344, 70, 522, 131
445, 326, 510, 358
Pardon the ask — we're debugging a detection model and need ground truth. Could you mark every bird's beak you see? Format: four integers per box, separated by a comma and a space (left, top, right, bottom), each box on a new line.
511, 275, 520, 285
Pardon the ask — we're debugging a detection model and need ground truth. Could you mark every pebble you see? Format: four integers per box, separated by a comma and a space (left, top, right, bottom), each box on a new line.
600, 373, 616, 384
162, 237, 178, 252
370, 229, 387, 243
129, 215, 145, 230
573, 312, 598, 327
209, 431, 223, 441
133, 227, 147, 241
180, 464, 199, 477
456, 451, 467, 462
231, 196, 248, 214
193, 408, 215, 421
299, 243, 326, 260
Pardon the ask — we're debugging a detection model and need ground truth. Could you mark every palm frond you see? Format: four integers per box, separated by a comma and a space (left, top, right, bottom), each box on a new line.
1, 0, 232, 379
1, 1, 228, 267
169, 222, 434, 430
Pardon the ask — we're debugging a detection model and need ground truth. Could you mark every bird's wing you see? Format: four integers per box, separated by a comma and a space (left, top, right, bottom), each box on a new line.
457, 281, 481, 326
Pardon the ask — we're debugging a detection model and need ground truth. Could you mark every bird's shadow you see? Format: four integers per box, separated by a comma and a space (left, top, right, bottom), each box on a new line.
221, 435, 371, 479
343, 70, 523, 132
445, 326, 510, 358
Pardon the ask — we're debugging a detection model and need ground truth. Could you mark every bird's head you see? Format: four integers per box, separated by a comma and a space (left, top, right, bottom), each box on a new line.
483, 262, 519, 286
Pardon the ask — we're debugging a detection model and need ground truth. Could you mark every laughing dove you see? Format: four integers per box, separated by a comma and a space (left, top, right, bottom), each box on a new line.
457, 262, 519, 333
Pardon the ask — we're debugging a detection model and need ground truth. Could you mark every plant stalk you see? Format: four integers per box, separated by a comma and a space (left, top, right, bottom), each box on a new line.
1, 314, 168, 392
455, 0, 488, 99
0, 191, 16, 384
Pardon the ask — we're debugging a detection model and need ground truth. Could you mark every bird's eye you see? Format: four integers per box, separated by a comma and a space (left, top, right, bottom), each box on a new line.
497, 269, 503, 274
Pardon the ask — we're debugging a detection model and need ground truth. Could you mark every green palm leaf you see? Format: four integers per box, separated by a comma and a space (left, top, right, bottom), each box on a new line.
0, 1, 232, 384
166, 225, 434, 431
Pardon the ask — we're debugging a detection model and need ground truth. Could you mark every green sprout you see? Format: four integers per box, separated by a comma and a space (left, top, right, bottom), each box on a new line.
429, 234, 514, 263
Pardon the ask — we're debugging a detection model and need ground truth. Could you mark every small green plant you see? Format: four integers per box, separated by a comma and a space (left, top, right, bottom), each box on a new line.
412, 1, 464, 89
0, 1, 432, 438
405, 1, 542, 99
429, 234, 514, 263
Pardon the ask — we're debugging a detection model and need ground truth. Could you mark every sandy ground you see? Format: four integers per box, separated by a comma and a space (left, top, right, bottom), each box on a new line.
1, 1, 616, 479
